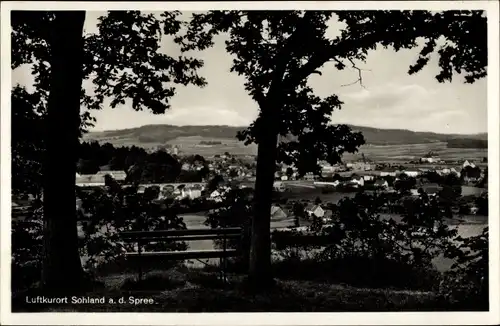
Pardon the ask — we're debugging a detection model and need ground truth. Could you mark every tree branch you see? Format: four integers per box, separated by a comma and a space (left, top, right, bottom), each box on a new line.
340, 58, 370, 88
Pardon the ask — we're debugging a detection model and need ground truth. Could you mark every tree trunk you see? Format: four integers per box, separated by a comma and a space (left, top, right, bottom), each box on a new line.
248, 110, 279, 289
42, 11, 86, 294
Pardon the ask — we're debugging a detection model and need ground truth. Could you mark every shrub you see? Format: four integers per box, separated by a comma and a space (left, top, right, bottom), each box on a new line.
78, 185, 188, 274
271, 191, 459, 291
11, 207, 44, 291
204, 187, 252, 271
439, 227, 489, 310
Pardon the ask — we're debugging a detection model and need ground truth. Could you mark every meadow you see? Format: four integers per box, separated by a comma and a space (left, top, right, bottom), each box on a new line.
84, 130, 487, 162
342, 142, 488, 163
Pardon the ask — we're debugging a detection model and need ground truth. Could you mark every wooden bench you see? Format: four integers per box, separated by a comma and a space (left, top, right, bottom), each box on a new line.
120, 227, 243, 280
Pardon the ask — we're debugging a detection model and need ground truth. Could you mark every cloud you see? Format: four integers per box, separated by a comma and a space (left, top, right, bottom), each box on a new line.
90, 104, 255, 131
10, 13, 486, 135
341, 83, 435, 111
161, 106, 254, 126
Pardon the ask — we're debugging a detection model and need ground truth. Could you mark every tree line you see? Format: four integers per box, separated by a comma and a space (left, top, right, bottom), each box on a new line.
447, 138, 488, 149
77, 141, 210, 184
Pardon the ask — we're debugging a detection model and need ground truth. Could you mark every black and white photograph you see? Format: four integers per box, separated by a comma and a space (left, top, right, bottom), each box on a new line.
1, 1, 499, 325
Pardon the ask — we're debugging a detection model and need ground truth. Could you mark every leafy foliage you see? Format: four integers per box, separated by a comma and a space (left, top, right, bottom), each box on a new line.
204, 187, 253, 268
12, 10, 206, 117
440, 227, 489, 309
178, 10, 486, 175
77, 183, 188, 272
11, 205, 44, 290
271, 190, 488, 295
11, 87, 45, 196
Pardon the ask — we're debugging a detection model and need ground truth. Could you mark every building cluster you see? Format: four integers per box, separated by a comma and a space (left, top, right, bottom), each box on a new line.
204, 155, 256, 181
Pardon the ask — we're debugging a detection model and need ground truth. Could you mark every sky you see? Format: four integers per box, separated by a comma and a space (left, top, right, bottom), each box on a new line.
11, 11, 488, 135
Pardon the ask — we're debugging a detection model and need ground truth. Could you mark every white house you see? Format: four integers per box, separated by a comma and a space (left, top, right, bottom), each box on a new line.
374, 179, 389, 189
463, 160, 476, 168
181, 188, 202, 199
208, 190, 224, 202
273, 181, 286, 192
306, 205, 325, 218
181, 163, 192, 171
303, 172, 316, 181
440, 168, 451, 175
281, 175, 289, 181
363, 175, 375, 181
349, 176, 365, 187
270, 206, 287, 220
421, 156, 440, 163
410, 189, 420, 196
96, 170, 127, 181
470, 205, 479, 215
403, 171, 419, 178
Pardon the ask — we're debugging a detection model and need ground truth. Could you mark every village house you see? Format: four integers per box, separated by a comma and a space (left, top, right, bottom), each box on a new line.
321, 162, 343, 174
181, 187, 202, 199
421, 183, 441, 196
374, 179, 389, 189
463, 160, 476, 168
303, 172, 316, 181
438, 168, 451, 175
96, 170, 127, 182
463, 175, 479, 183
420, 156, 441, 163
379, 167, 399, 177
306, 204, 325, 219
209, 189, 222, 201
322, 209, 334, 224
270, 205, 288, 220
181, 163, 193, 171
402, 170, 419, 178
349, 176, 365, 188
273, 181, 286, 192
346, 161, 373, 171
410, 189, 420, 196
363, 175, 375, 181
76, 173, 106, 186
469, 205, 479, 215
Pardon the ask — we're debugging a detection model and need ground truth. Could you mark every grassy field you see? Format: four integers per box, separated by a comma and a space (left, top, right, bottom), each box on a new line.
85, 128, 487, 161
343, 142, 488, 163
93, 138, 488, 161
168, 136, 258, 156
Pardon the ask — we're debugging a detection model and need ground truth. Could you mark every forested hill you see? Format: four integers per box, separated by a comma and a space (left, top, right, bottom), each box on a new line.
83, 124, 488, 148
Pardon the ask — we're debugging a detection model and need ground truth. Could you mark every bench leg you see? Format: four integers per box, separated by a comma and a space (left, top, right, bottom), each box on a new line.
138, 241, 143, 282
222, 236, 227, 283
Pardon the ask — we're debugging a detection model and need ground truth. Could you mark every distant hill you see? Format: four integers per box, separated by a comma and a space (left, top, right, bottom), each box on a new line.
83, 124, 487, 149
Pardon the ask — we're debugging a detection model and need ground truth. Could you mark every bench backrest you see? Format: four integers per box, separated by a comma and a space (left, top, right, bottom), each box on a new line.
121, 227, 243, 243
